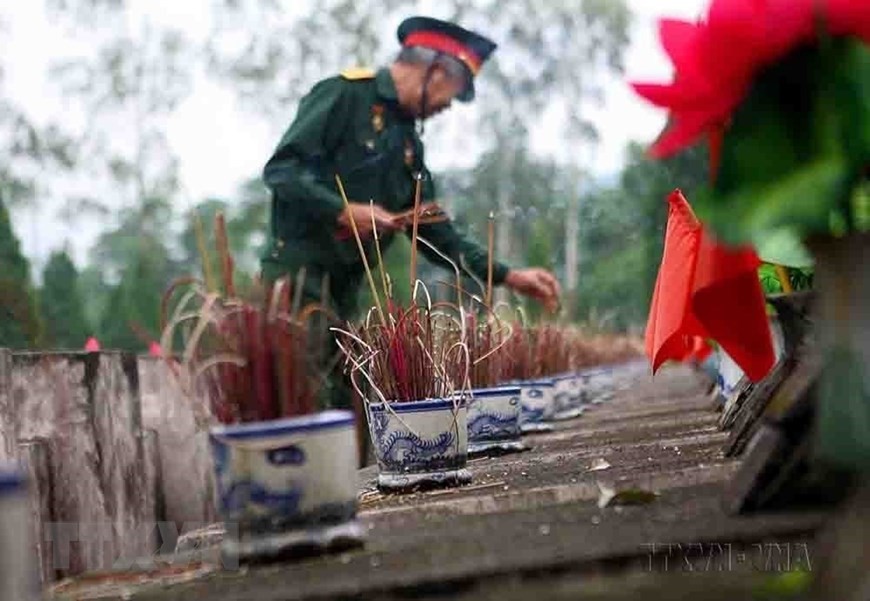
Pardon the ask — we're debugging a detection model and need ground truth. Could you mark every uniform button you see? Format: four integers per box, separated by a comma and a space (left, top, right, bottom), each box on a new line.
276, 239, 285, 248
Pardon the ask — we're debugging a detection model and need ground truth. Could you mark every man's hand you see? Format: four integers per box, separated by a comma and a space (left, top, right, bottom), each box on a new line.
337, 202, 402, 240
504, 268, 562, 313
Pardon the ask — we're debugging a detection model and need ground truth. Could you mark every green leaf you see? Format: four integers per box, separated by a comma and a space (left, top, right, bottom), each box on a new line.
697, 40, 869, 243
699, 158, 849, 245
758, 264, 783, 295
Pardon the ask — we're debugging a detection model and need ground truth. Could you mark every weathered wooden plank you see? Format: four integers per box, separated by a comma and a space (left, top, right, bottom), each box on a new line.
90, 351, 152, 563
142, 428, 165, 550
19, 438, 55, 585
0, 348, 15, 464
138, 357, 216, 553
11, 351, 153, 576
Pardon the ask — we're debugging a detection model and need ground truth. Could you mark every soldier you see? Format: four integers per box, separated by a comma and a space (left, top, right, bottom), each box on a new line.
261, 16, 561, 408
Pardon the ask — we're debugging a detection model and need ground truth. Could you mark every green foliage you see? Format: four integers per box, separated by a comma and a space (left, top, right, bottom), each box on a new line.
443, 146, 569, 270
90, 197, 181, 350
0, 194, 42, 348
98, 245, 171, 351
700, 39, 870, 246
179, 180, 270, 280
523, 219, 556, 321
576, 240, 652, 331
40, 251, 91, 348
758, 264, 813, 295
569, 142, 708, 330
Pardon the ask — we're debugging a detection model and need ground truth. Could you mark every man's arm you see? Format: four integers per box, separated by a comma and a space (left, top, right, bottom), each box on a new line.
262, 78, 350, 223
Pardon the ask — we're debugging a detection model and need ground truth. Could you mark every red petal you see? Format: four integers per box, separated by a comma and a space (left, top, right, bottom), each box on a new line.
827, 0, 870, 42
630, 82, 687, 109
708, 126, 725, 185
649, 111, 722, 158
659, 19, 704, 72
704, 0, 767, 76
764, 0, 816, 59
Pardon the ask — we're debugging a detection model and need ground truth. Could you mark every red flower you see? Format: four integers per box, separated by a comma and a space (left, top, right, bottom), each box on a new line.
632, 0, 870, 159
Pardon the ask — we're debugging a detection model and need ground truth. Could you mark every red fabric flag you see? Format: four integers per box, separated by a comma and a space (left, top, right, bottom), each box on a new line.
645, 190, 775, 381
84, 337, 101, 352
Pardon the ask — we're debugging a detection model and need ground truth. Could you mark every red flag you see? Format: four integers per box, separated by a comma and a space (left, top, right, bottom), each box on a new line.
84, 337, 101, 352
645, 190, 775, 381
148, 341, 162, 358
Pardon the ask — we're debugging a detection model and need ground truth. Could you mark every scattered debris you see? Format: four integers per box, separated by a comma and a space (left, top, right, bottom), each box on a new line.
596, 481, 659, 509
49, 562, 217, 600
588, 458, 612, 472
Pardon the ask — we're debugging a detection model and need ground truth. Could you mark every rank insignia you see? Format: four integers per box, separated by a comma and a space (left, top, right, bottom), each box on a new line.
404, 139, 416, 167
371, 104, 385, 133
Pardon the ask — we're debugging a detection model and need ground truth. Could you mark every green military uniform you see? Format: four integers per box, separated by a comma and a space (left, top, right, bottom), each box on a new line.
260, 66, 510, 410
260, 67, 510, 319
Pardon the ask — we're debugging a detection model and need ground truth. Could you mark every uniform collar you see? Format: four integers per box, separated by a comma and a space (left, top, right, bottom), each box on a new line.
375, 67, 399, 103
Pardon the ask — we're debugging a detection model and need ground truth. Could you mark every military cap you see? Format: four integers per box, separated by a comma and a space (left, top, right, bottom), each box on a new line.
397, 16, 497, 102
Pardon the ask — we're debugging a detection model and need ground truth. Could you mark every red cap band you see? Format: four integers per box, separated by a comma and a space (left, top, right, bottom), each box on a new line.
403, 31, 482, 74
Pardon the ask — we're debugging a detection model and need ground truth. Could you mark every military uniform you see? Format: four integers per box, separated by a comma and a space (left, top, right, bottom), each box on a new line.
260, 66, 510, 319
261, 17, 506, 412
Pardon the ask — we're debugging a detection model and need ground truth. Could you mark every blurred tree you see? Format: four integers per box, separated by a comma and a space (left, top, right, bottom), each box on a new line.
40, 250, 91, 348
45, 3, 193, 275
179, 179, 271, 283
573, 141, 708, 331
441, 146, 570, 309
78, 265, 113, 338
620, 141, 708, 301
90, 196, 180, 350
205, 0, 411, 127
438, 0, 631, 314
0, 193, 42, 348
0, 17, 77, 210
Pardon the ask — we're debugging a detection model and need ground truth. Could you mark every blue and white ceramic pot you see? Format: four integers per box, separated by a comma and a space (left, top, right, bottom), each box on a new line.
519, 379, 556, 433
581, 367, 616, 404
550, 373, 585, 421
466, 385, 528, 456
209, 410, 364, 562
368, 398, 470, 492
0, 465, 38, 601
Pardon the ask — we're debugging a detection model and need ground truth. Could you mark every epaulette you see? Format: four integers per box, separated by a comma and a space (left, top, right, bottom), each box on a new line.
340, 67, 376, 81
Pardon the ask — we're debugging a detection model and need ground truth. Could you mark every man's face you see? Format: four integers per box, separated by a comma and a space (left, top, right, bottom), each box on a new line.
416, 65, 465, 119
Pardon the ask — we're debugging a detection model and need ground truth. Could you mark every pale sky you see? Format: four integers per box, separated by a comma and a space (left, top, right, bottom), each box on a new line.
1, 0, 708, 270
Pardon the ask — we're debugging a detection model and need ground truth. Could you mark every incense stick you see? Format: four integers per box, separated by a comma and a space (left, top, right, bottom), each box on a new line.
335, 175, 385, 326
409, 174, 423, 293
486, 211, 494, 308
214, 212, 236, 298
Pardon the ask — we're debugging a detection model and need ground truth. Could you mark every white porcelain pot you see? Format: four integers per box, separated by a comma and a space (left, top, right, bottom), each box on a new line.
579, 367, 616, 404
209, 410, 363, 561
519, 380, 556, 433
0, 465, 38, 601
550, 373, 585, 421
466, 386, 527, 455
368, 398, 470, 492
